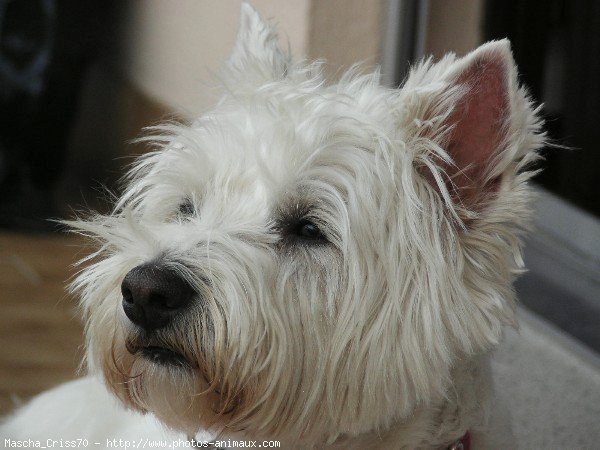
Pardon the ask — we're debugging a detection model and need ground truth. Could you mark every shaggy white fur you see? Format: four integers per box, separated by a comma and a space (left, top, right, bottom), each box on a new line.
1, 4, 544, 449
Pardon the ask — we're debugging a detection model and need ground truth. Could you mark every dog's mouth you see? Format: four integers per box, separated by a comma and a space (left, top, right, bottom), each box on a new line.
129, 344, 190, 368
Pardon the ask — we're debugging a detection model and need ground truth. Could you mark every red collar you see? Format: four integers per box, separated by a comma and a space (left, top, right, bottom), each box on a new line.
447, 431, 471, 450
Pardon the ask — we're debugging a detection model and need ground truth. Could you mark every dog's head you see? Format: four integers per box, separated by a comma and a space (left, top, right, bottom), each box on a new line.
70, 4, 543, 444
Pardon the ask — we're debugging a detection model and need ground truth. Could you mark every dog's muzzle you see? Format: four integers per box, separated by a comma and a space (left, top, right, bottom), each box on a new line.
121, 263, 196, 331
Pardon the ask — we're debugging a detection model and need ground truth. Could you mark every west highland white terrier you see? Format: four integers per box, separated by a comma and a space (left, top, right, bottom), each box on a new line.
1, 4, 544, 449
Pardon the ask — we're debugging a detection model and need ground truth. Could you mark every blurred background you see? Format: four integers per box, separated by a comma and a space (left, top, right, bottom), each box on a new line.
0, 0, 598, 417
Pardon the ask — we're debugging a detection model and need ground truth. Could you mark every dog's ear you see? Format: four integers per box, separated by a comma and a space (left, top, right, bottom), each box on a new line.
223, 3, 290, 87
411, 40, 541, 222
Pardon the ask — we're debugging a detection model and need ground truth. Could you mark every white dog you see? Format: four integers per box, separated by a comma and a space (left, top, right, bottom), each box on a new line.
1, 4, 544, 449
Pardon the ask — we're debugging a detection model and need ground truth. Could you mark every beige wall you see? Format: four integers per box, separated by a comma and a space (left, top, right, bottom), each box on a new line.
124, 1, 385, 118
308, 0, 384, 79
124, 1, 311, 117
425, 0, 484, 58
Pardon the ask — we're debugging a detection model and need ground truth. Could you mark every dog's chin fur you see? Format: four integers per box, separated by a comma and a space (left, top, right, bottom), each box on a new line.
67, 4, 544, 449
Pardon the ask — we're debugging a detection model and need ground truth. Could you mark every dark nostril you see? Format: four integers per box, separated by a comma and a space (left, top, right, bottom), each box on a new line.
120, 264, 196, 331
121, 287, 133, 304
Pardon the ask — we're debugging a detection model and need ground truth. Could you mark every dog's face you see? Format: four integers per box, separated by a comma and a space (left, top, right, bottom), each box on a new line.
71, 4, 543, 443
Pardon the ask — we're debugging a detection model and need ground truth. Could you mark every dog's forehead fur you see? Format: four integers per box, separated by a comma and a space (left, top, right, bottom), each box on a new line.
127, 74, 410, 251
150, 79, 397, 196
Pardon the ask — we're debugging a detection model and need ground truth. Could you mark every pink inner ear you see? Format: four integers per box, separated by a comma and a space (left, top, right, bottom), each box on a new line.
444, 51, 509, 209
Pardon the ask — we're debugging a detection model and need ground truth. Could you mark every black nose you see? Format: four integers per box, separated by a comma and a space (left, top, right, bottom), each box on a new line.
121, 264, 195, 331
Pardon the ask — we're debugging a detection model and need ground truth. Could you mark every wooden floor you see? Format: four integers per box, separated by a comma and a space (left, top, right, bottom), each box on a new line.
0, 232, 87, 415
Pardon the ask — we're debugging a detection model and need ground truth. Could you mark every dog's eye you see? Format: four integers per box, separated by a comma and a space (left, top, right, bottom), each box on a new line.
294, 219, 325, 240
178, 199, 195, 217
